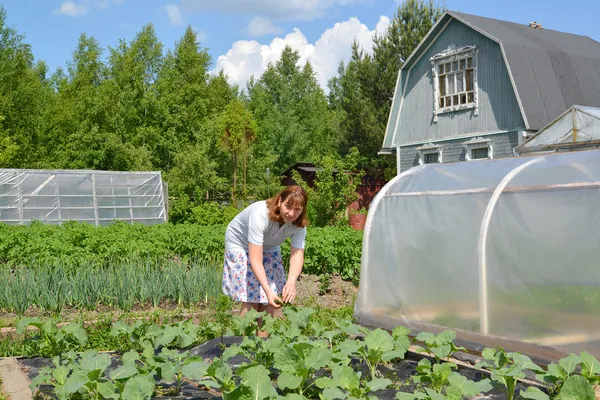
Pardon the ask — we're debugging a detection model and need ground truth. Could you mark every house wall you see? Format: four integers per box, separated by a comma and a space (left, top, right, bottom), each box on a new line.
399, 131, 519, 172
393, 18, 525, 146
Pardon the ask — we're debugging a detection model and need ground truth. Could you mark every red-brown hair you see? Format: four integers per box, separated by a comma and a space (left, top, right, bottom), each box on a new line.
266, 185, 309, 227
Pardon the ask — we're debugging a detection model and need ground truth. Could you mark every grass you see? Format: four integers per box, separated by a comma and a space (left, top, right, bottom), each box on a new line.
0, 378, 6, 400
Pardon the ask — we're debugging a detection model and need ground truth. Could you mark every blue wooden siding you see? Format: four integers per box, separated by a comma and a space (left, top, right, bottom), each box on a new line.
399, 131, 519, 172
393, 19, 525, 146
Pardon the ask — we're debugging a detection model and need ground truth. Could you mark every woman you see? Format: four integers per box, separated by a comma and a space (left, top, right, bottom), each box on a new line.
222, 185, 308, 326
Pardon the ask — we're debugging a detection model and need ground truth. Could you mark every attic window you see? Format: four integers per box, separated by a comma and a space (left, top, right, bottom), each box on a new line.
416, 143, 443, 165
431, 45, 479, 122
464, 137, 493, 160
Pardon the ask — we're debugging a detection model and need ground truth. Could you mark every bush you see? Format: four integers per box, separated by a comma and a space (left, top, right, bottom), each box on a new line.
0, 222, 363, 279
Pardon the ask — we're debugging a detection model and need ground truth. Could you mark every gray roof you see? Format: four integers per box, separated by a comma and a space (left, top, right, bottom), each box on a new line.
447, 11, 600, 131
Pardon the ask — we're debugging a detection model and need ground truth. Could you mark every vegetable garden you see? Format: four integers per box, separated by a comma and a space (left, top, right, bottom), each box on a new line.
2, 307, 599, 400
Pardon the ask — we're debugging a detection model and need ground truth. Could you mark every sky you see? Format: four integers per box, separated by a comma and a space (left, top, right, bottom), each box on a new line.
2, 0, 600, 91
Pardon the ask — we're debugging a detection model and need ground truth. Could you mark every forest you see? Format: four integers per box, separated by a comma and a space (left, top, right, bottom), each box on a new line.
0, 1, 443, 224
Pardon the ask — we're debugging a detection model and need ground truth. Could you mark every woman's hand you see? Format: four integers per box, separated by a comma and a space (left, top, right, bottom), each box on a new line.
282, 281, 297, 304
267, 290, 283, 308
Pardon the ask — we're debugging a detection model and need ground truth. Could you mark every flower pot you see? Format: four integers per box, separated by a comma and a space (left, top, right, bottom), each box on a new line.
349, 213, 367, 230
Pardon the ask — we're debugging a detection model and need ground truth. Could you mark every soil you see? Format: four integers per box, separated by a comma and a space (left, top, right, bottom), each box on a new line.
295, 274, 358, 310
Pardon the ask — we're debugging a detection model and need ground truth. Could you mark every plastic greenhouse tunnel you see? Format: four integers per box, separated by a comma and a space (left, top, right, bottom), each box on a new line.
355, 149, 600, 362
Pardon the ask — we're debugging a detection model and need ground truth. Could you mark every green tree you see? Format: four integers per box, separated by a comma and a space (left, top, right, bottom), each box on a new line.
219, 98, 258, 205
248, 46, 339, 174
329, 0, 444, 174
0, 7, 50, 167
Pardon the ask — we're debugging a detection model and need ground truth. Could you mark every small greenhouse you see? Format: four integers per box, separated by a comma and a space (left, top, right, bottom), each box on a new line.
516, 105, 600, 155
355, 149, 600, 361
0, 169, 167, 226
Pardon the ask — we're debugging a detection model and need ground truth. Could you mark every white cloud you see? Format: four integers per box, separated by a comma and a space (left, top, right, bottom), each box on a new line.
247, 17, 284, 37
53, 0, 119, 17
179, 0, 367, 21
213, 16, 390, 91
165, 4, 184, 26
53, 1, 90, 16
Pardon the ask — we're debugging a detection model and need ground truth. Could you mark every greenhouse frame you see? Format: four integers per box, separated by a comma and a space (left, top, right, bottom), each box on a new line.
0, 169, 167, 226
355, 149, 600, 361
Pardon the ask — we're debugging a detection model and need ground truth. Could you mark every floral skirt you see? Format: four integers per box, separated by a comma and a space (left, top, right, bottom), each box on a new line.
222, 250, 286, 304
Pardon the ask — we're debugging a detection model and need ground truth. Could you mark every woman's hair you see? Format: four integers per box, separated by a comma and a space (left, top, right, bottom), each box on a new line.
266, 185, 309, 227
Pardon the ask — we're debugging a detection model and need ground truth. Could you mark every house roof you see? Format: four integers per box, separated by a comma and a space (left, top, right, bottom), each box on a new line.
385, 11, 600, 149
448, 11, 600, 131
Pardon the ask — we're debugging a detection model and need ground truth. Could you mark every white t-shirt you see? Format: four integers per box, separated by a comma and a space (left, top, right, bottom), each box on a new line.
225, 200, 307, 253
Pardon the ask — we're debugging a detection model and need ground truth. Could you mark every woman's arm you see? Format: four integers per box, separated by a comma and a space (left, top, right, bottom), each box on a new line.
282, 247, 304, 303
248, 242, 282, 307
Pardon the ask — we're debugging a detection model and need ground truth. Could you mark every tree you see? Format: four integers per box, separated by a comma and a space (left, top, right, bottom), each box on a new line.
248, 46, 339, 174
329, 0, 444, 178
219, 98, 258, 205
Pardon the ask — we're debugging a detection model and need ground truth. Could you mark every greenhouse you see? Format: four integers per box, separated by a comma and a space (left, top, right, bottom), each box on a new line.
0, 169, 167, 226
355, 149, 600, 361
516, 105, 600, 155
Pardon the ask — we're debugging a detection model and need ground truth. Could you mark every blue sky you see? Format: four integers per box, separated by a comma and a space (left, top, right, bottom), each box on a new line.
3, 0, 600, 89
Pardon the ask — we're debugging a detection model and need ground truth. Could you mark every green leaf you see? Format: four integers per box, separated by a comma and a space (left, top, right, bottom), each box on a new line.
109, 364, 139, 381
122, 375, 155, 400
366, 378, 392, 392
416, 332, 436, 345
559, 375, 595, 400
435, 330, 456, 345
154, 326, 180, 348
392, 326, 411, 340
278, 372, 303, 390
322, 387, 347, 400
306, 348, 332, 371
64, 371, 88, 394
238, 365, 273, 400
519, 387, 550, 400
79, 352, 111, 373
122, 350, 140, 364
425, 388, 447, 400
559, 354, 581, 376
208, 359, 233, 385
581, 351, 600, 380
447, 374, 492, 397
430, 344, 451, 360
54, 384, 71, 400
481, 347, 497, 361
97, 381, 120, 400
547, 362, 567, 380
396, 392, 418, 400
286, 394, 308, 400
315, 377, 337, 389
274, 347, 304, 374
62, 323, 88, 345
160, 361, 176, 383
511, 353, 544, 373
111, 320, 131, 336
182, 360, 209, 380
332, 366, 360, 391
52, 365, 71, 386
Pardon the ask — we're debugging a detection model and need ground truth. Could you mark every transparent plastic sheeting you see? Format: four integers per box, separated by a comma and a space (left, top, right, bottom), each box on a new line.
0, 169, 166, 226
355, 149, 600, 358
517, 106, 600, 153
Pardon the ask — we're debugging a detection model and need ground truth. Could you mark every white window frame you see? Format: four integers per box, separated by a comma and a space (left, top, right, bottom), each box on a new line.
464, 137, 493, 161
416, 143, 443, 165
431, 45, 479, 122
